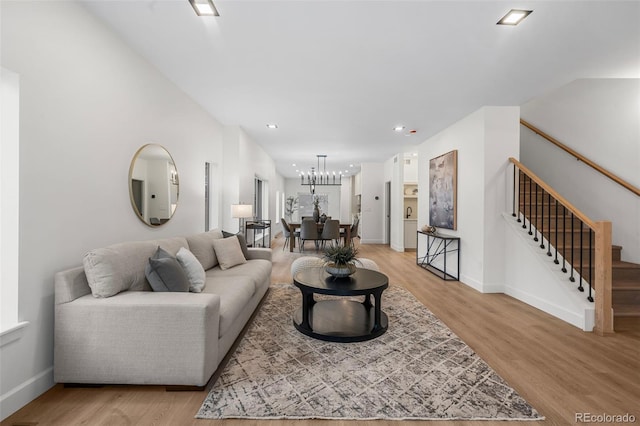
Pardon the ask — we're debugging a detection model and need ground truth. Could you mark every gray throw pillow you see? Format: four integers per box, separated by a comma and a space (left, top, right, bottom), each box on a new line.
223, 231, 250, 259
176, 247, 206, 292
145, 246, 190, 292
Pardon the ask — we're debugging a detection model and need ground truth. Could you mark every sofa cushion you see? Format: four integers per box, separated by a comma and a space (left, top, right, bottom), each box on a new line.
212, 236, 247, 270
145, 254, 190, 293
83, 237, 188, 298
222, 231, 250, 260
202, 275, 255, 337
205, 259, 271, 294
185, 229, 224, 270
176, 247, 206, 292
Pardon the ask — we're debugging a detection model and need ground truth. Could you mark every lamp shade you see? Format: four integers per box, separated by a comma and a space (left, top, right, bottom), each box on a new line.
231, 204, 253, 219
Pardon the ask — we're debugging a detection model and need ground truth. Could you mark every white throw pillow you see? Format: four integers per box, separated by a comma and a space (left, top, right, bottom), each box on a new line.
176, 247, 206, 292
211, 236, 247, 270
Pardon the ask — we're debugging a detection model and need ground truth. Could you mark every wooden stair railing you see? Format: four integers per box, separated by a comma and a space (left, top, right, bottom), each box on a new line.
509, 158, 614, 335
520, 119, 640, 197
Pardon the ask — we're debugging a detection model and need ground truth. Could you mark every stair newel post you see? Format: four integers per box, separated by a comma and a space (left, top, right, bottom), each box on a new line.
594, 221, 614, 336
578, 222, 584, 292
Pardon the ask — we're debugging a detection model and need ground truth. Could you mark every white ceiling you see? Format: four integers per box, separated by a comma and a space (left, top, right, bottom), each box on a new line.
81, 0, 640, 178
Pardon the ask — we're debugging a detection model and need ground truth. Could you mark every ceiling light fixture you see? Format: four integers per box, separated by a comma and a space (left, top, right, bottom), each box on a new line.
393, 126, 405, 132
189, 0, 219, 16
497, 9, 532, 25
266, 124, 278, 129
300, 155, 342, 194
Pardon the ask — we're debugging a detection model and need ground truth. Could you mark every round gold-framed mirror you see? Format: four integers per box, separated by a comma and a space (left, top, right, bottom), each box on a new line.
128, 144, 179, 227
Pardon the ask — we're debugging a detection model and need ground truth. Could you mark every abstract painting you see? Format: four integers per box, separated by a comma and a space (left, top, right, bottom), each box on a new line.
429, 150, 457, 230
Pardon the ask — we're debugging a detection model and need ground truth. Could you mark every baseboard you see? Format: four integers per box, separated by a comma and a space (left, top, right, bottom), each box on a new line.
505, 285, 594, 331
390, 243, 404, 252
0, 367, 54, 421
360, 239, 385, 244
459, 273, 483, 292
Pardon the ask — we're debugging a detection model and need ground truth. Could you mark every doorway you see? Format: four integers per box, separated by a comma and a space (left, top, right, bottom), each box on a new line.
385, 181, 391, 245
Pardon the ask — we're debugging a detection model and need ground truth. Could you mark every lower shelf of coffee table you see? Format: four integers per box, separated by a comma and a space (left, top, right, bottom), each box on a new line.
293, 299, 387, 342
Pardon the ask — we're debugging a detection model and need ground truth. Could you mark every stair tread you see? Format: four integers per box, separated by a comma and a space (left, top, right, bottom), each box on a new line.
613, 260, 640, 269
612, 280, 640, 290
614, 305, 640, 317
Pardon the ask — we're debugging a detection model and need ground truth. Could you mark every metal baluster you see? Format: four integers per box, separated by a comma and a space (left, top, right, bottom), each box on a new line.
512, 164, 517, 218
578, 222, 584, 292
517, 170, 522, 223
533, 182, 538, 242
570, 212, 575, 282
527, 176, 532, 233
588, 228, 594, 302
562, 205, 567, 273
547, 192, 552, 256
539, 188, 545, 249
554, 197, 559, 264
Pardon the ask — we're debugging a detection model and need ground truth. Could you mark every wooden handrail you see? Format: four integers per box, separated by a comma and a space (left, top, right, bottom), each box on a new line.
509, 157, 596, 230
520, 119, 640, 197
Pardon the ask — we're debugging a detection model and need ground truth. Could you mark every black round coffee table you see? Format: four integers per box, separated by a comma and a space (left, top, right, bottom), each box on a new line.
292, 267, 389, 342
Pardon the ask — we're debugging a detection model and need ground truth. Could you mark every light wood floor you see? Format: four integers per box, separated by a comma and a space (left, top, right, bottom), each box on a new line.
3, 236, 639, 426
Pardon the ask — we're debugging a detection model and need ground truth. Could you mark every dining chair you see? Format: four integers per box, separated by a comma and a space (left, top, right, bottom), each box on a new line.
320, 219, 340, 248
280, 218, 293, 251
299, 218, 320, 252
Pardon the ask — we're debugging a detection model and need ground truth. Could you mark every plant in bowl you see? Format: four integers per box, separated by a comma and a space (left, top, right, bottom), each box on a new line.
323, 243, 360, 277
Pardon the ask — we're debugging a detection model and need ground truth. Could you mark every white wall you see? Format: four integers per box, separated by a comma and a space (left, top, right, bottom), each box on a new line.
1, 2, 231, 419
283, 178, 343, 222
360, 163, 385, 244
521, 79, 640, 263
225, 126, 284, 235
418, 107, 520, 292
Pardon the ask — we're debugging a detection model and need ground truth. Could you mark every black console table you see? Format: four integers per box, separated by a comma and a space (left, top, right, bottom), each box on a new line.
245, 220, 271, 248
416, 231, 460, 281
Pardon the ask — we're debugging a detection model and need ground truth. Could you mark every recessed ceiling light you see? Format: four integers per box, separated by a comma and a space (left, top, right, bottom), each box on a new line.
349, 164, 354, 167
393, 126, 405, 132
266, 124, 278, 129
189, 0, 219, 16
497, 9, 532, 26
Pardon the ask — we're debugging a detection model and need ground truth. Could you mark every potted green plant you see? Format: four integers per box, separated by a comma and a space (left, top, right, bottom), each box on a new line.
323, 243, 360, 277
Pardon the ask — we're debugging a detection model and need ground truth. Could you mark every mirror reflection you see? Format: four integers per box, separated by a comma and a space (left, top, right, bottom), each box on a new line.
129, 144, 179, 226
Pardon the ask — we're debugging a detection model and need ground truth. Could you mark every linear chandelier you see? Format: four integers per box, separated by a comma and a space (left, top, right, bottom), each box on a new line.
300, 155, 342, 194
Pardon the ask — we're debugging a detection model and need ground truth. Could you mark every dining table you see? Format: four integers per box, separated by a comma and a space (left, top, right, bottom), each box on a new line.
287, 222, 352, 252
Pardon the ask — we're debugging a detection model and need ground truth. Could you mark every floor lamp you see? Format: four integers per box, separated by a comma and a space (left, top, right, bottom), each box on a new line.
231, 204, 253, 234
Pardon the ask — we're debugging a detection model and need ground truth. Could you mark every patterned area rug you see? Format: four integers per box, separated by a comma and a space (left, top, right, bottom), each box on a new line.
197, 284, 543, 421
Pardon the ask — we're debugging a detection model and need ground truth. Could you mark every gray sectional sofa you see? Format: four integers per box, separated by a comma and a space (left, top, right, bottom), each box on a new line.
53, 229, 271, 388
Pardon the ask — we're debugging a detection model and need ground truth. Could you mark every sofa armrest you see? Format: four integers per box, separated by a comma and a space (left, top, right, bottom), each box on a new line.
246, 247, 272, 261
54, 291, 221, 386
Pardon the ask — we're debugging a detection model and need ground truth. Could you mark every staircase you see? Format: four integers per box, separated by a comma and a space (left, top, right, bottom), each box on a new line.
517, 173, 640, 331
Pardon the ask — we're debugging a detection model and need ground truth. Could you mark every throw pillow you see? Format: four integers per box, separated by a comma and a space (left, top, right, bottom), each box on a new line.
176, 247, 206, 292
145, 246, 190, 292
212, 236, 247, 270
223, 230, 250, 259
